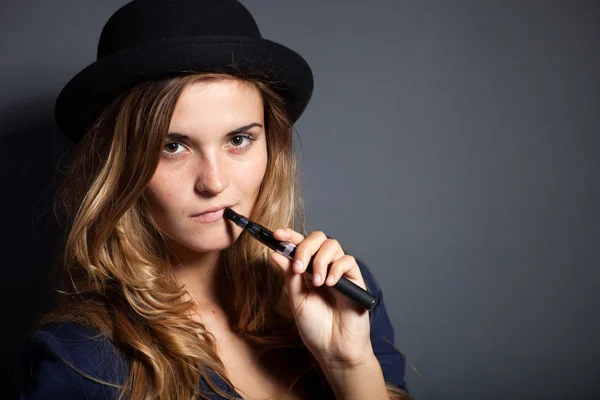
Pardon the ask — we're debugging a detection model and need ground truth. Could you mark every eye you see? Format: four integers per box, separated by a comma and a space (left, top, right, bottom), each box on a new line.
226, 133, 257, 152
163, 141, 185, 155
229, 134, 249, 147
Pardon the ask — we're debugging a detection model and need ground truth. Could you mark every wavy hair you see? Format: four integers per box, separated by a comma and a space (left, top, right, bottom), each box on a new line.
42, 73, 411, 399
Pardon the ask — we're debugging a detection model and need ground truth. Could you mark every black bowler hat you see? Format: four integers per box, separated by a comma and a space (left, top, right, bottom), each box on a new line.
55, 0, 314, 143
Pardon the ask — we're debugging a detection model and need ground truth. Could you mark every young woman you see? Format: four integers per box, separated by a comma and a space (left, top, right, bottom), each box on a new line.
20, 1, 409, 399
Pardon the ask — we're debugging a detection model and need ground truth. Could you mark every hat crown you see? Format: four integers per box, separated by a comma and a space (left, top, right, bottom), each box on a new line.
98, 0, 261, 59
56, 0, 314, 142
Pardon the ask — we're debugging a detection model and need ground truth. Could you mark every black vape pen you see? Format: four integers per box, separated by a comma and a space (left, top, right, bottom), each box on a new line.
223, 208, 377, 311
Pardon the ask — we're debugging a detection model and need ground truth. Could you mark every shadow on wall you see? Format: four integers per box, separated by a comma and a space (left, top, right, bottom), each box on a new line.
0, 99, 73, 399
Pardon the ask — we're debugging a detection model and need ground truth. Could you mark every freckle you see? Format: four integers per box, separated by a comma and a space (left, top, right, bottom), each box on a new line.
212, 310, 215, 314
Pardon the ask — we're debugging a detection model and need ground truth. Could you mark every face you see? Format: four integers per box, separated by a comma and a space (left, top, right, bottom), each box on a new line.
143, 78, 268, 255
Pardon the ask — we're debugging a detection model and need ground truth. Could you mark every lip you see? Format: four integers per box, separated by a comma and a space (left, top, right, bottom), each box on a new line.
190, 205, 235, 223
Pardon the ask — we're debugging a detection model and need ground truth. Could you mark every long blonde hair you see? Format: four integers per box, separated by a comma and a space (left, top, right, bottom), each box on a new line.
44, 73, 410, 399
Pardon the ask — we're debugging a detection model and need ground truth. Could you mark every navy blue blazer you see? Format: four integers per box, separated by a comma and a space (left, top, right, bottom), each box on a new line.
21, 262, 407, 399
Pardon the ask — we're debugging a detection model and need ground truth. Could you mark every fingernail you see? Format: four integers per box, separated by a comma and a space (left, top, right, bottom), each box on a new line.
326, 275, 335, 286
313, 273, 322, 286
293, 260, 303, 273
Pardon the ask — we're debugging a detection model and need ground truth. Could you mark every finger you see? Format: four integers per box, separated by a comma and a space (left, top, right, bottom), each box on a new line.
272, 228, 307, 273
270, 251, 306, 298
324, 255, 365, 289
310, 238, 345, 287
293, 230, 328, 275
272, 227, 305, 245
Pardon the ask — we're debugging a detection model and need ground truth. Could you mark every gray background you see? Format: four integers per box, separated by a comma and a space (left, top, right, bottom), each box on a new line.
1, 1, 598, 399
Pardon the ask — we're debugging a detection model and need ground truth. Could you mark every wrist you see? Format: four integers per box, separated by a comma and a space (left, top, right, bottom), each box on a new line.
320, 348, 376, 372
320, 353, 388, 400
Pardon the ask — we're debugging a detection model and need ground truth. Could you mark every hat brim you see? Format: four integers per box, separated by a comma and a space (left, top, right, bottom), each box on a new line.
55, 36, 314, 142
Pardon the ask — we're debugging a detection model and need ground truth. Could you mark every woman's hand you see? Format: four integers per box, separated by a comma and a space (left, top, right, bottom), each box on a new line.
269, 228, 374, 369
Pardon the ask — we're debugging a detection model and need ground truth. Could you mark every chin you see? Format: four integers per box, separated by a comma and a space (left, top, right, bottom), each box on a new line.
189, 241, 232, 253
179, 229, 241, 253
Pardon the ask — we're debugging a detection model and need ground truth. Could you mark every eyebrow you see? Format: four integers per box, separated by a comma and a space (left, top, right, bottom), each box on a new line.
166, 123, 263, 141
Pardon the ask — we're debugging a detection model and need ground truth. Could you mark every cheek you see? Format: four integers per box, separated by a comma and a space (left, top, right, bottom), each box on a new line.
144, 170, 187, 217
236, 148, 268, 196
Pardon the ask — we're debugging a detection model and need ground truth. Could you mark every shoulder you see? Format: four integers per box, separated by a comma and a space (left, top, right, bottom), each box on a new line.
21, 321, 126, 399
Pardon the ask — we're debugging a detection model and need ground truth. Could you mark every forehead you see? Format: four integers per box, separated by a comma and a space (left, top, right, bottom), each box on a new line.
169, 78, 264, 133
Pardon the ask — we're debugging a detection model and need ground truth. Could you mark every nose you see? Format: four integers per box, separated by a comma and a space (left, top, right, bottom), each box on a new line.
194, 152, 229, 196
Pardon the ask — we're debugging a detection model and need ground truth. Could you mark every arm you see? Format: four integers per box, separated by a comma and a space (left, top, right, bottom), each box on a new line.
361, 259, 409, 392
322, 259, 409, 399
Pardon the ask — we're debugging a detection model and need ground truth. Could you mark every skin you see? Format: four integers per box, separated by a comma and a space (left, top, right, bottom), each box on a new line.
143, 77, 387, 397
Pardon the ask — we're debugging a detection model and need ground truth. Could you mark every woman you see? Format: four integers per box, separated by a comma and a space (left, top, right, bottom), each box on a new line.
21, 0, 409, 399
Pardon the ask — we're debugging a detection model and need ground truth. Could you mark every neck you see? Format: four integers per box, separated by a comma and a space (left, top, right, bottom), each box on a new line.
168, 241, 233, 311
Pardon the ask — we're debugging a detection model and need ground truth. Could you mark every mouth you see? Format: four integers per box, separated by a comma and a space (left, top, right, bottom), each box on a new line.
190, 205, 236, 223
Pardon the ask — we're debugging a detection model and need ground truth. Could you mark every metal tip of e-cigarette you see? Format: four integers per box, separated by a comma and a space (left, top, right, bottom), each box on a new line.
223, 207, 238, 221
223, 208, 250, 230
223, 208, 250, 229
